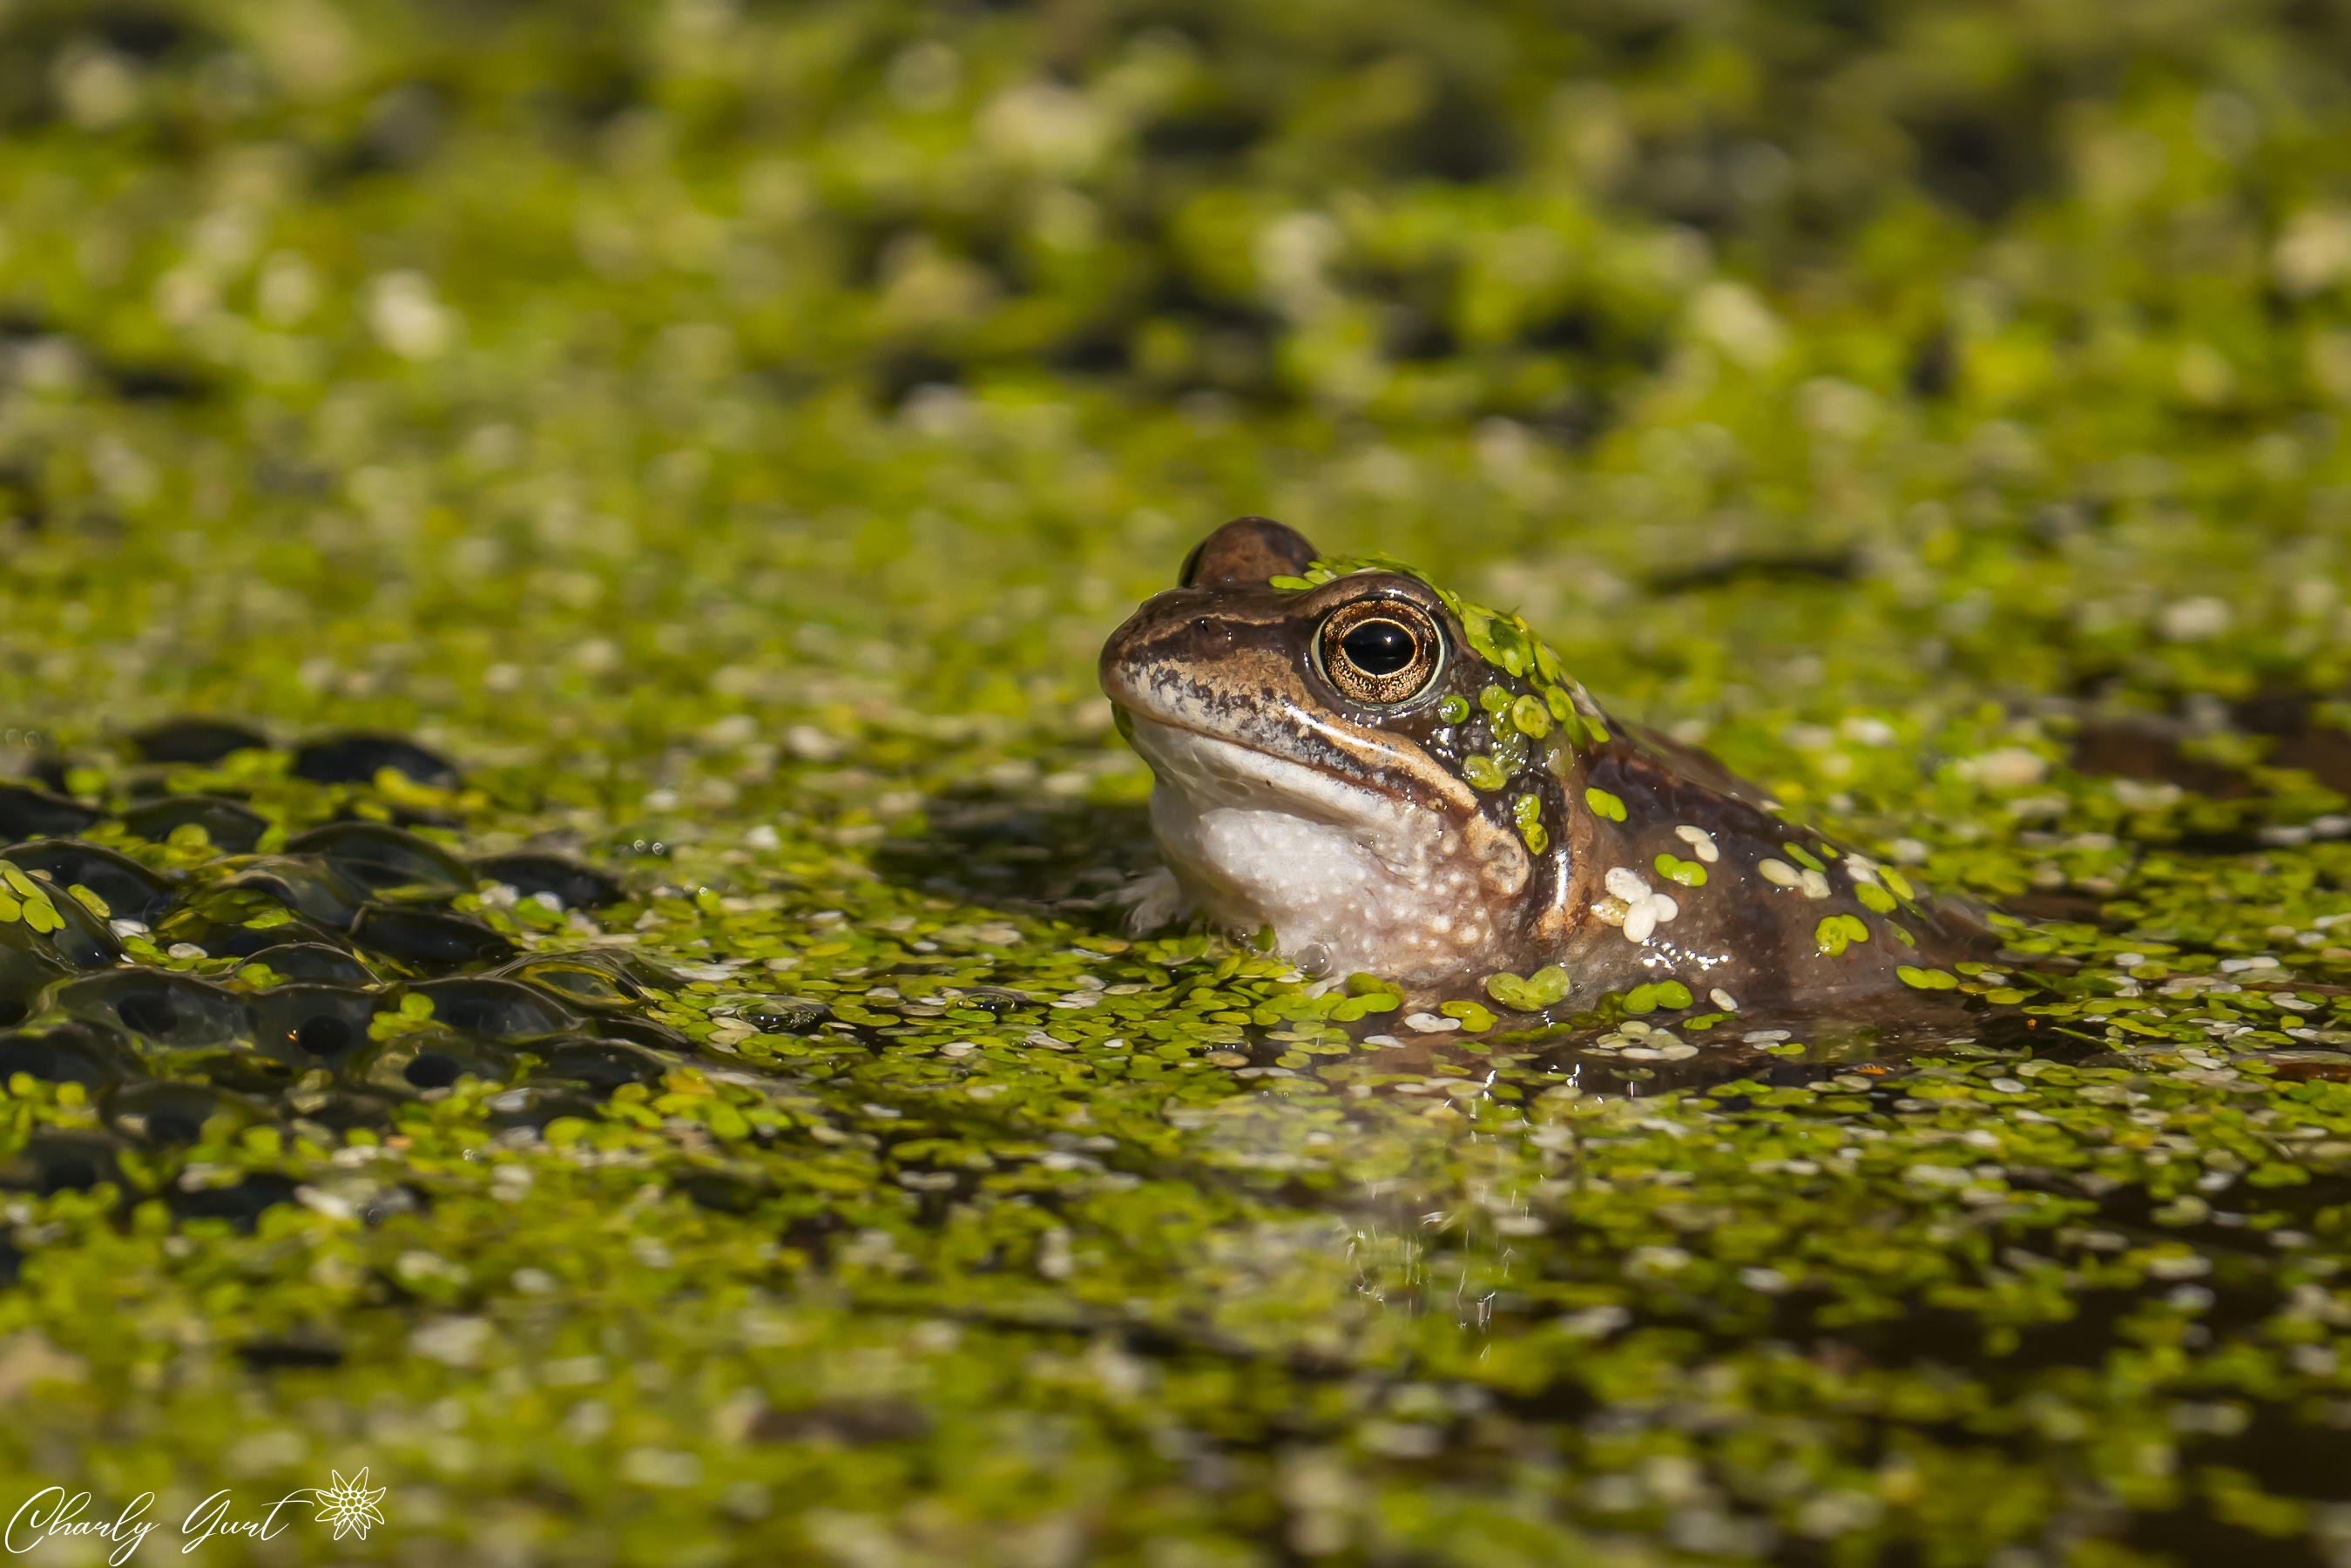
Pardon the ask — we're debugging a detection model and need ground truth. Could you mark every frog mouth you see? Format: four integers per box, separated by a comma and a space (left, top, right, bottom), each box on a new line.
1105, 662, 1477, 819
1121, 714, 1410, 825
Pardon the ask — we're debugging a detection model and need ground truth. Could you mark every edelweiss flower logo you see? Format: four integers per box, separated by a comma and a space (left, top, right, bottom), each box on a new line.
310, 1470, 388, 1542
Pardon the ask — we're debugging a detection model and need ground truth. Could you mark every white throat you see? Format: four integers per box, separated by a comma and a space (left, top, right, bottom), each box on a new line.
1126, 717, 1518, 984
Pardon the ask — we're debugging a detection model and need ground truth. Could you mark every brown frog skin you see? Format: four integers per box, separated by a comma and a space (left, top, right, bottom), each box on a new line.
1098, 517, 1993, 1015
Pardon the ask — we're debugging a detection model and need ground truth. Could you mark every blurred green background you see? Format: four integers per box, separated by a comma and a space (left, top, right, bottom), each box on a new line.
5, 0, 2351, 766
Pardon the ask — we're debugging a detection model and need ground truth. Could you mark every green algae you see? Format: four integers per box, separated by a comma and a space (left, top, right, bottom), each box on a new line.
0, 2, 2347, 1565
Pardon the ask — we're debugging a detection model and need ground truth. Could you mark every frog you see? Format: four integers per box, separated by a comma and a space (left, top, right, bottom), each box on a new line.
1098, 516, 1993, 1017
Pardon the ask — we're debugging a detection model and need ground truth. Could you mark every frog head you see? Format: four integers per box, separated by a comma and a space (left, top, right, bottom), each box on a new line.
1099, 517, 1599, 984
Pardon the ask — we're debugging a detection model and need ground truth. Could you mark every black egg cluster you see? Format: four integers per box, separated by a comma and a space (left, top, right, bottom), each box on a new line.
0, 720, 736, 1214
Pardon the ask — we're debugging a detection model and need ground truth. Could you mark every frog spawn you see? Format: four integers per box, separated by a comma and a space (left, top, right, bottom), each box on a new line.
0, 726, 761, 1216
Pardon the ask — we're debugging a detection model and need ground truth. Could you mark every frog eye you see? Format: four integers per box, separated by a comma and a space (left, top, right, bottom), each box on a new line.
1315, 600, 1444, 706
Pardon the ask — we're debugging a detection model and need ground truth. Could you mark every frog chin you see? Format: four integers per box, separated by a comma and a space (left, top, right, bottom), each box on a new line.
1125, 716, 1527, 986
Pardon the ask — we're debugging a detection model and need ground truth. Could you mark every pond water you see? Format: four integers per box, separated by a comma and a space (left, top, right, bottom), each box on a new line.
3, 714, 2351, 1566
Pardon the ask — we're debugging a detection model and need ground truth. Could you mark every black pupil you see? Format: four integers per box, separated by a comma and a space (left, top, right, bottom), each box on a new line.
1340, 619, 1416, 676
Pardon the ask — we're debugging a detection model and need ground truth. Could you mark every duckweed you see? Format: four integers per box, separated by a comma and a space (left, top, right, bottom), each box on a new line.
1815, 913, 1873, 956
1621, 980, 1694, 1014
1653, 852, 1707, 888
1510, 792, 1547, 854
